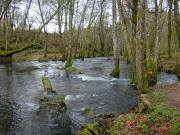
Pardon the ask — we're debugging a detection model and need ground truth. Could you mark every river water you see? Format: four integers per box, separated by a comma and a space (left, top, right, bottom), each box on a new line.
0, 57, 178, 135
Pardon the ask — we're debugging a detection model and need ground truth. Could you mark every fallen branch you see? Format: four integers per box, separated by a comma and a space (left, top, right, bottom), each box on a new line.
0, 44, 34, 57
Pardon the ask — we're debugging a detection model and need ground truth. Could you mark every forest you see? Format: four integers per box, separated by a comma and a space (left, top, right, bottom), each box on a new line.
0, 0, 180, 135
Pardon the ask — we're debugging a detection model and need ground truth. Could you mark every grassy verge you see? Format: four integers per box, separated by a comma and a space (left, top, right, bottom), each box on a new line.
76, 85, 180, 135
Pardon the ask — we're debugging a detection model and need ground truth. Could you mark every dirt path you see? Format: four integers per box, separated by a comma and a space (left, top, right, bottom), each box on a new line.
157, 82, 180, 110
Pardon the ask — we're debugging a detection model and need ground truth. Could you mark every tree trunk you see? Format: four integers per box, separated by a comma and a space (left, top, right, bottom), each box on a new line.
131, 0, 138, 84
146, 0, 163, 86
136, 0, 147, 92
168, 0, 172, 58
111, 0, 120, 78
174, 0, 180, 49
65, 0, 74, 68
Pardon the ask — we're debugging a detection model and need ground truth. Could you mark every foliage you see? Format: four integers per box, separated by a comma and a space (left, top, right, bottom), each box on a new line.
169, 121, 180, 135
148, 89, 164, 105
148, 104, 180, 122
76, 123, 100, 135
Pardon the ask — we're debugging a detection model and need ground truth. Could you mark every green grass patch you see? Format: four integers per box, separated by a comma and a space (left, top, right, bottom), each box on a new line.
148, 104, 180, 123
76, 123, 101, 135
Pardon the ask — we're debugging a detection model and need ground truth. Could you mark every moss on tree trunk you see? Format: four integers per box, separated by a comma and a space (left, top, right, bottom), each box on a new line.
111, 58, 120, 78
146, 56, 158, 86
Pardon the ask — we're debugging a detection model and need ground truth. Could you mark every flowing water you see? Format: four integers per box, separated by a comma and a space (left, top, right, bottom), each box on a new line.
0, 57, 178, 135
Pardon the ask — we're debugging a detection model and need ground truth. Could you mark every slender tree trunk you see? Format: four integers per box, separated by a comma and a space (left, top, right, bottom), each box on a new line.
136, 0, 147, 92
174, 0, 180, 49
57, 0, 62, 38
168, 0, 173, 58
154, 0, 163, 66
131, 0, 138, 84
5, 12, 8, 51
111, 0, 120, 78
65, 0, 74, 68
146, 0, 163, 86
37, 0, 48, 58
117, 0, 130, 62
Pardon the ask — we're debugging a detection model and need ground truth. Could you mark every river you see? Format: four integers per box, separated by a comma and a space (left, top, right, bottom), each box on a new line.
0, 57, 178, 135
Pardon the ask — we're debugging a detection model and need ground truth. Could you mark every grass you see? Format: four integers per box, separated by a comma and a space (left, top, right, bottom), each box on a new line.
76, 123, 101, 135
76, 87, 180, 135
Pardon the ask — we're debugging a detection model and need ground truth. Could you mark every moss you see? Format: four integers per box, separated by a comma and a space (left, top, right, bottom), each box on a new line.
65, 66, 76, 74
170, 121, 180, 135
146, 56, 158, 86
76, 84, 180, 135
110, 68, 120, 78
148, 104, 180, 123
148, 89, 164, 105
76, 123, 100, 135
64, 58, 73, 68
42, 77, 53, 92
82, 107, 95, 118
55, 95, 65, 105
76, 129, 91, 135
108, 117, 123, 135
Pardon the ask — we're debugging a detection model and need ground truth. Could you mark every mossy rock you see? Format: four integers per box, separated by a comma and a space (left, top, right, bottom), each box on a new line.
82, 107, 95, 118
139, 94, 152, 112
55, 95, 65, 106
76, 129, 91, 135
76, 123, 100, 135
65, 66, 77, 74
42, 77, 53, 92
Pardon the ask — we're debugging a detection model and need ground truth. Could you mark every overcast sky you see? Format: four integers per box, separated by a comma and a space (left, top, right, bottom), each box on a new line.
16, 0, 172, 33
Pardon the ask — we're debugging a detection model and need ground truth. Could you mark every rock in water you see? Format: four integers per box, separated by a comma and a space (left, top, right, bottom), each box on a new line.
42, 77, 53, 92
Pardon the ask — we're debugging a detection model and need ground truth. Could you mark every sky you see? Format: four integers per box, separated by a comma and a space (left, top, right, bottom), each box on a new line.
16, 0, 174, 33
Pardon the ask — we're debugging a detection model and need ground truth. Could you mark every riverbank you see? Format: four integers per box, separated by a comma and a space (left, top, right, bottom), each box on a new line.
159, 52, 180, 79
76, 82, 180, 135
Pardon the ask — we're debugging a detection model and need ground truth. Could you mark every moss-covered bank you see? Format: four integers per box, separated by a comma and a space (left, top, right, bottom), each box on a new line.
76, 83, 180, 135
